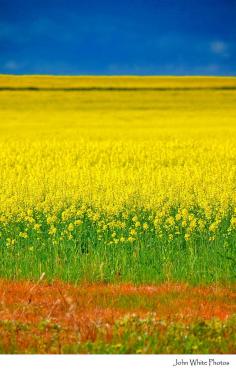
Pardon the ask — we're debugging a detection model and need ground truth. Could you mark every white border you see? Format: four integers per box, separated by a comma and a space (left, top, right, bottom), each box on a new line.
0, 355, 235, 371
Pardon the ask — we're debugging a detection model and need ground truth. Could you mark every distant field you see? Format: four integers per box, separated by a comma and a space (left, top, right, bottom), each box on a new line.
0, 76, 236, 284
1, 75, 236, 89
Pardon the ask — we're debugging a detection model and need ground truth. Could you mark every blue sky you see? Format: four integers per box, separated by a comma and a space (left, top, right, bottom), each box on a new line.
0, 0, 235, 75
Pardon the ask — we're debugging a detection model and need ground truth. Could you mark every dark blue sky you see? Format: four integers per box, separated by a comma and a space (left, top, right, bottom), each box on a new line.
0, 0, 235, 75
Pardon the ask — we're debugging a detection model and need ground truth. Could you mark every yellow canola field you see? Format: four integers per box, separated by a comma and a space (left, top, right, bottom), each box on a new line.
0, 76, 236, 220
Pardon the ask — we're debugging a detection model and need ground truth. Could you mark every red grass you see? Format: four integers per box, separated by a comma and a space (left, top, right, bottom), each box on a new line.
1, 280, 235, 323
0, 280, 235, 352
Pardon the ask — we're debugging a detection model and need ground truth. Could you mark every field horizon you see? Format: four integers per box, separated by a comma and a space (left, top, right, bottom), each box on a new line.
1, 74, 236, 88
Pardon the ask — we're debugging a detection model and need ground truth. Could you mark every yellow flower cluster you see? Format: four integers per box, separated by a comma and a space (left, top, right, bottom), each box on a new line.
0, 76, 236, 244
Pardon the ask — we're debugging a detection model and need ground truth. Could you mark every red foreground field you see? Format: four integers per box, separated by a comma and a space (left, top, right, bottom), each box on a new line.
0, 280, 235, 353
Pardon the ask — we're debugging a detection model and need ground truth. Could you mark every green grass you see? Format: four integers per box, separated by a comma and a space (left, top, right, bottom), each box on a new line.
77, 315, 236, 354
0, 207, 235, 284
1, 315, 236, 354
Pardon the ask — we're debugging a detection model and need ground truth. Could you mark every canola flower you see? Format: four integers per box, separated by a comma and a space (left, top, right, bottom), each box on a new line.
0, 76, 236, 258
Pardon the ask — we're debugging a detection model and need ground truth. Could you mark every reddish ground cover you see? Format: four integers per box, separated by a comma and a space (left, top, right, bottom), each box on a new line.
0, 279, 235, 353
0, 280, 235, 323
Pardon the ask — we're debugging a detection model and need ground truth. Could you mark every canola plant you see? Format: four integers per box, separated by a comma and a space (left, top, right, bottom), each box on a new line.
0, 76, 235, 282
